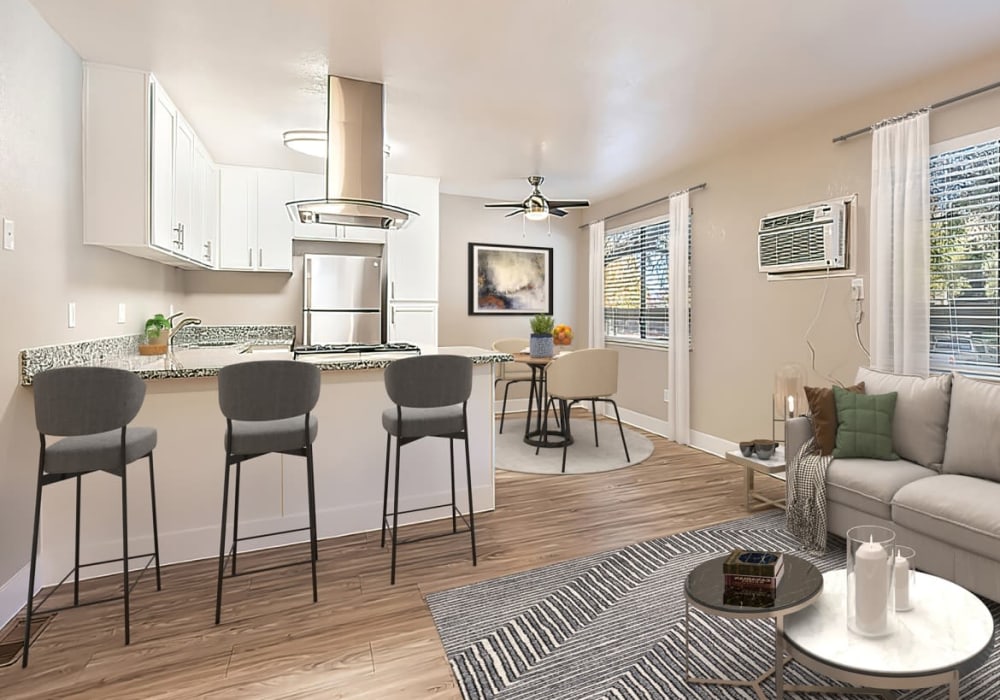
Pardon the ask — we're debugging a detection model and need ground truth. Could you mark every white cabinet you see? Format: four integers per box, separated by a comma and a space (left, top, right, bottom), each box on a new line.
192, 147, 219, 266
218, 166, 292, 272
385, 174, 439, 302
83, 63, 215, 269
291, 171, 386, 244
388, 303, 438, 347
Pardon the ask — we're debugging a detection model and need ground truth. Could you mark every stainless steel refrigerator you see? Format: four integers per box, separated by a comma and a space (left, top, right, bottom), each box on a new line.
302, 253, 383, 344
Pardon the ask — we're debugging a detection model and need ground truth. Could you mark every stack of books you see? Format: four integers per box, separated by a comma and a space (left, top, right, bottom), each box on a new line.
722, 549, 784, 607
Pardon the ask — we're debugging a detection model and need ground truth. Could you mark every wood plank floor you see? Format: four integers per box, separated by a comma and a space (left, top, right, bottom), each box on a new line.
0, 421, 785, 699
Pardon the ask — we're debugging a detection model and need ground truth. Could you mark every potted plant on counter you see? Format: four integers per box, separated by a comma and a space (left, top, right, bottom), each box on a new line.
140, 314, 171, 355
529, 314, 555, 358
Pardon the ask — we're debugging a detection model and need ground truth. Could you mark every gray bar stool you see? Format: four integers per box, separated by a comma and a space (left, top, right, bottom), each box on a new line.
24, 366, 161, 667
381, 355, 477, 584
215, 360, 321, 624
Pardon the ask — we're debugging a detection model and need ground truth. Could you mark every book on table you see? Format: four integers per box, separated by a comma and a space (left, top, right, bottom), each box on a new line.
723, 549, 784, 577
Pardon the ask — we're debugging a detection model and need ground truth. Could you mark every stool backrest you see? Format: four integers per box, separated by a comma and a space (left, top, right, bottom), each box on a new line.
384, 355, 473, 408
218, 360, 321, 421
33, 366, 146, 436
547, 349, 619, 400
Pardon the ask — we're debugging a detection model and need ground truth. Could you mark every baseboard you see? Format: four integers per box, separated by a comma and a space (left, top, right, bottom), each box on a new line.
493, 398, 530, 414
0, 563, 38, 631
613, 407, 670, 438
689, 431, 737, 457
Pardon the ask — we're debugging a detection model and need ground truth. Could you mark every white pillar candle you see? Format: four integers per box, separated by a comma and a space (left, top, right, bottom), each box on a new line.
894, 553, 910, 610
786, 394, 795, 418
854, 536, 889, 635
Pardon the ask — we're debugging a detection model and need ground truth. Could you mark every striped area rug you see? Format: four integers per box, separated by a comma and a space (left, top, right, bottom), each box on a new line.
426, 511, 1000, 699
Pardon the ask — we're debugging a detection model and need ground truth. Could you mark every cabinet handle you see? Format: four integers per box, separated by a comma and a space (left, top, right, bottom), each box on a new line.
391, 281, 395, 299
173, 223, 184, 248
391, 307, 396, 325
248, 247, 252, 267
204, 240, 212, 261
258, 248, 263, 267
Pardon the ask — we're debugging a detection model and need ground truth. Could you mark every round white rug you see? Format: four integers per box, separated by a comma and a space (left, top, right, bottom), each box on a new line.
496, 418, 654, 475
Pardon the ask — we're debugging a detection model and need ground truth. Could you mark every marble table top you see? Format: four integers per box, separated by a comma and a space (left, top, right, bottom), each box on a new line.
783, 569, 994, 677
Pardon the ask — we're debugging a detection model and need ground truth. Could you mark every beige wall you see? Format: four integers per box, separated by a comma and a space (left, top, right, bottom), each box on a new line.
586, 48, 1000, 444
0, 0, 182, 588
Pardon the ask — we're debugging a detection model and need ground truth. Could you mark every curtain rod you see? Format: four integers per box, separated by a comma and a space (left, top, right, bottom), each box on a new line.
578, 182, 707, 229
833, 78, 1000, 143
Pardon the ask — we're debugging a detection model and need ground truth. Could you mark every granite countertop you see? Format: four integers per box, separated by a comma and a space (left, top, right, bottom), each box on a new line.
19, 328, 512, 385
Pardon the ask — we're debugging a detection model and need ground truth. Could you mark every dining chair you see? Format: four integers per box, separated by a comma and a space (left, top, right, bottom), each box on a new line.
545, 349, 630, 473
491, 338, 532, 433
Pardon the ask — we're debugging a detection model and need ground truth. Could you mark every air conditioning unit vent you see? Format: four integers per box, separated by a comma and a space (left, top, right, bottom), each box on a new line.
758, 201, 846, 274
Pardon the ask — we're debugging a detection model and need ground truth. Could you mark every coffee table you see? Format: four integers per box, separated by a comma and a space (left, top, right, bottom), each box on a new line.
725, 446, 787, 511
685, 554, 822, 699
782, 569, 995, 699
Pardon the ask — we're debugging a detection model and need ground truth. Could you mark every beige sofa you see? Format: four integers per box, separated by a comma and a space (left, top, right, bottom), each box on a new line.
786, 367, 1000, 602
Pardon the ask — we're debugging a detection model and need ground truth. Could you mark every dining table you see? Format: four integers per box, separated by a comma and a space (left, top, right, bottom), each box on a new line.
511, 352, 574, 449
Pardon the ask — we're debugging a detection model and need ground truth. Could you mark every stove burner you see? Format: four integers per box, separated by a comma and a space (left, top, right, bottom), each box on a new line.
293, 342, 421, 357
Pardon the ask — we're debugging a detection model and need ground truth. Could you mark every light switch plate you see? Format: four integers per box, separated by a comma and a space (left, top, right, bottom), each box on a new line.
68, 302, 76, 328
117, 303, 127, 324
2, 218, 13, 251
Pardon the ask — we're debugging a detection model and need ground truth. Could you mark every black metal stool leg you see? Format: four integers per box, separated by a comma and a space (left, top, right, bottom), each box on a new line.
22, 452, 45, 668
592, 400, 599, 446
215, 461, 231, 625
121, 461, 130, 645
74, 474, 82, 606
390, 436, 402, 585
450, 438, 457, 533
306, 445, 319, 603
463, 410, 477, 566
381, 432, 391, 548
499, 381, 512, 434
231, 462, 241, 576
148, 453, 162, 591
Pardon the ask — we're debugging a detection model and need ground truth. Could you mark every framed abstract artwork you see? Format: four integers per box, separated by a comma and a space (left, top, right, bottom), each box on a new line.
468, 243, 553, 315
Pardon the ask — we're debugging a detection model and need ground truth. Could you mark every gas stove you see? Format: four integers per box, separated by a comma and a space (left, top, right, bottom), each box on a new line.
292, 342, 421, 358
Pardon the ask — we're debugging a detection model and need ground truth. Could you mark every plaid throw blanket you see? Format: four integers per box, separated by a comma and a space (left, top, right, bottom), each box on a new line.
786, 435, 833, 552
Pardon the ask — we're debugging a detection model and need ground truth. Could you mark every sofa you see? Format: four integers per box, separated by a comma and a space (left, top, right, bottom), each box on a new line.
786, 366, 1000, 602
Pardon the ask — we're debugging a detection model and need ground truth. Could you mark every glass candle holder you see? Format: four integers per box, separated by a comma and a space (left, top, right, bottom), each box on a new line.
846, 525, 896, 637
894, 545, 916, 612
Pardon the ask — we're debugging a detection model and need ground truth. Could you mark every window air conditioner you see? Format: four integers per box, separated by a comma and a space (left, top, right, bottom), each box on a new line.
757, 201, 846, 274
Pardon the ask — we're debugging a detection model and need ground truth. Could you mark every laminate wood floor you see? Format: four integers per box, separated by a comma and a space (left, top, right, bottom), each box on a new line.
0, 421, 785, 699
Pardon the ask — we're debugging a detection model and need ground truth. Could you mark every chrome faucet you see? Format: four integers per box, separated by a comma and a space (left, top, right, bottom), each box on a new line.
169, 316, 203, 351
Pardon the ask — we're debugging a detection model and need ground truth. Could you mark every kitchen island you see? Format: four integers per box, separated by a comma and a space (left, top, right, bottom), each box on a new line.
18, 330, 512, 586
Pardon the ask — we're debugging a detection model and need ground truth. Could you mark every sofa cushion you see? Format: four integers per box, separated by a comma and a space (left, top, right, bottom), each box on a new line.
941, 373, 1000, 481
804, 382, 865, 455
826, 458, 936, 519
892, 474, 1000, 562
855, 368, 952, 469
832, 387, 898, 460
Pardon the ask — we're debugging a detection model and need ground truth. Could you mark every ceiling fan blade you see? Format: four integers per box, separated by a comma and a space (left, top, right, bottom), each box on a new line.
484, 202, 524, 209
549, 208, 568, 217
505, 210, 523, 218
545, 199, 590, 209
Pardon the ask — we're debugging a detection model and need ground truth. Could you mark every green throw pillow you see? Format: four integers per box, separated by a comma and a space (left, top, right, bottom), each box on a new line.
832, 385, 898, 460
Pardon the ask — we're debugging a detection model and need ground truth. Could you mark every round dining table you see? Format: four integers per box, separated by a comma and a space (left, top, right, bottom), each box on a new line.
511, 352, 574, 449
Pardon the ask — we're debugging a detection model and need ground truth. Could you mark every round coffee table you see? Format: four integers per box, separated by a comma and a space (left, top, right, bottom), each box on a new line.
685, 554, 823, 700
782, 570, 995, 699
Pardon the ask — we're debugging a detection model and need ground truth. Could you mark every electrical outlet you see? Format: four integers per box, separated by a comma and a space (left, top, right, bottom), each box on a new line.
117, 303, 127, 324
851, 277, 865, 301
2, 218, 13, 251
168, 303, 175, 317
663, 389, 669, 403
68, 302, 76, 328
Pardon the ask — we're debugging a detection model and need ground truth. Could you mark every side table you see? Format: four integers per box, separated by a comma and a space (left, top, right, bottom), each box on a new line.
725, 446, 786, 511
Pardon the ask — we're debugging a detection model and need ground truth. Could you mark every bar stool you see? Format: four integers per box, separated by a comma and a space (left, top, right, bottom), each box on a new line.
491, 338, 533, 434
215, 360, 321, 624
381, 355, 476, 584
24, 366, 161, 667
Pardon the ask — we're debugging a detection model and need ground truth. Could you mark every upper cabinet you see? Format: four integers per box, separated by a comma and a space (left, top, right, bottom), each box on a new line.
83, 63, 217, 269
385, 174, 440, 302
218, 167, 293, 272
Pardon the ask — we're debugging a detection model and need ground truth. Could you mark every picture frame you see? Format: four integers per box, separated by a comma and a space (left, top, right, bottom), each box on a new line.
468, 243, 554, 315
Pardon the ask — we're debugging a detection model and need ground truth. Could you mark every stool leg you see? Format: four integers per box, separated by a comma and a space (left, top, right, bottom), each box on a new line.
390, 436, 402, 585
592, 400, 599, 446
74, 474, 82, 606
463, 424, 477, 567
121, 462, 131, 645
215, 461, 231, 625
381, 432, 391, 548
306, 444, 319, 603
499, 381, 512, 434
231, 462, 242, 576
450, 438, 457, 534
148, 454, 162, 591
22, 453, 45, 668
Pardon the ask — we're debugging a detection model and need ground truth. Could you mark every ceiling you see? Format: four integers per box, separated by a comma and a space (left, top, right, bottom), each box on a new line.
30, 0, 1000, 203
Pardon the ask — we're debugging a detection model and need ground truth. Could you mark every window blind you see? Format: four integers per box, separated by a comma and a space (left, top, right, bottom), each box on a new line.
929, 137, 1000, 374
603, 218, 670, 342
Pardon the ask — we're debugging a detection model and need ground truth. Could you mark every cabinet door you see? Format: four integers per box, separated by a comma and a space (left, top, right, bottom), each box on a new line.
256, 169, 293, 271
203, 165, 220, 267
219, 167, 255, 270
291, 171, 328, 240
385, 174, 439, 302
173, 117, 195, 259
150, 83, 177, 252
191, 147, 215, 266
388, 303, 438, 347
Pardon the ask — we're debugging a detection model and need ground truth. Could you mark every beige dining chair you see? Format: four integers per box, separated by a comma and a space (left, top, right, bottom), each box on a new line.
546, 349, 630, 473
492, 338, 533, 433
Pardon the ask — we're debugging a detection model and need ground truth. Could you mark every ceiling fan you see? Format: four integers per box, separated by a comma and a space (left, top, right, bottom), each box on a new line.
484, 176, 590, 220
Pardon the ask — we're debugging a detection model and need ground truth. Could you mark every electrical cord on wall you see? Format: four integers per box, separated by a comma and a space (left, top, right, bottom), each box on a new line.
804, 266, 840, 385
854, 299, 870, 359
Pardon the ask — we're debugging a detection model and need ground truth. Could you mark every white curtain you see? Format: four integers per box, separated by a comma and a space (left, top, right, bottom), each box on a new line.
588, 220, 605, 349
668, 192, 691, 445
869, 111, 930, 376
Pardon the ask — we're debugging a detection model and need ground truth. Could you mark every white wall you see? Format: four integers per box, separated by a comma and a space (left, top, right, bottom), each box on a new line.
0, 0, 182, 613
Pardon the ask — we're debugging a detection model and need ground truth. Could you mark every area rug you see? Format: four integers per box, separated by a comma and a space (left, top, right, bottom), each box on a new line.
426, 511, 1000, 699
495, 419, 653, 475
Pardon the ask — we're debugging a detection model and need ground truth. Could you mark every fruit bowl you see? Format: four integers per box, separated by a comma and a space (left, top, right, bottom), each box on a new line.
553, 323, 574, 346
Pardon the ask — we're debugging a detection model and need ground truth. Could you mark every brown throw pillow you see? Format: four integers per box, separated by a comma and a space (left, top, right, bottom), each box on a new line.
804, 382, 865, 455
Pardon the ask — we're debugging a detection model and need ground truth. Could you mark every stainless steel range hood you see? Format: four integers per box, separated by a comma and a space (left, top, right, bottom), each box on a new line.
286, 76, 417, 230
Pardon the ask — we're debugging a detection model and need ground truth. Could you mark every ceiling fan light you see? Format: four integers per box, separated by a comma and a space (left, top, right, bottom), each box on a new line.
525, 208, 548, 221
524, 195, 549, 221
283, 130, 327, 157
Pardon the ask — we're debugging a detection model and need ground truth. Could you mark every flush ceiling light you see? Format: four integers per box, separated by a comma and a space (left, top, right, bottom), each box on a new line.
282, 130, 327, 157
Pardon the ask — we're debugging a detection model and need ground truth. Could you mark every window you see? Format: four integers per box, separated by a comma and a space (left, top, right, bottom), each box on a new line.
603, 216, 689, 345
929, 129, 1000, 375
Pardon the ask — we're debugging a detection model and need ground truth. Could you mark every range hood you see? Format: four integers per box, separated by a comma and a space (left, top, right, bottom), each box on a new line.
286, 76, 417, 230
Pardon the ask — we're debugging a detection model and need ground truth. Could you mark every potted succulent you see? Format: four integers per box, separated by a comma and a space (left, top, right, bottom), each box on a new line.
529, 314, 555, 358
139, 314, 172, 355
